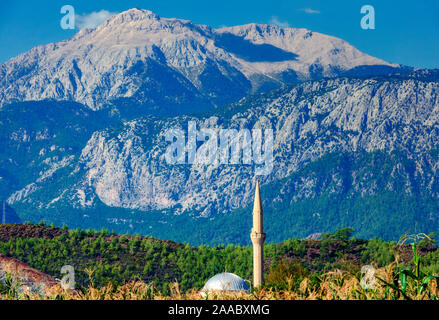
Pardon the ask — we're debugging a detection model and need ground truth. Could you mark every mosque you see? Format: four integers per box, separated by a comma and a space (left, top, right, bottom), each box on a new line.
201, 179, 265, 295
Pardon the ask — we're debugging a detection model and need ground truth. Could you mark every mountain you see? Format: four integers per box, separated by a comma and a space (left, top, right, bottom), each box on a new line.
28, 77, 439, 213
3, 74, 438, 243
0, 8, 438, 244
0, 100, 118, 206
0, 9, 401, 117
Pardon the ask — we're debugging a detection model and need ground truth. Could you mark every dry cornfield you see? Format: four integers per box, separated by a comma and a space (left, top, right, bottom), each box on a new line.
1, 264, 438, 300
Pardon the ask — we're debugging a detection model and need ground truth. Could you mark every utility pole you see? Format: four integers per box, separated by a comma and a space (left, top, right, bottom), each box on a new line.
2, 201, 5, 224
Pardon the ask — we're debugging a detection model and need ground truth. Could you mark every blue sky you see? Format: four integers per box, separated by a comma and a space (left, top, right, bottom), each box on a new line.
0, 0, 438, 68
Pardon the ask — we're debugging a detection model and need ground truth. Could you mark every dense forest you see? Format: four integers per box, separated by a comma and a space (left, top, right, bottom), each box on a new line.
1, 224, 439, 295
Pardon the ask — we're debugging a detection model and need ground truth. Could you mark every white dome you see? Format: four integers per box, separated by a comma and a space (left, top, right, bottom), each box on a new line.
201, 273, 250, 294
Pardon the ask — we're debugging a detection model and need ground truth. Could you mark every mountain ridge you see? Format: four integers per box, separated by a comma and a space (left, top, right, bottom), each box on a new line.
0, 8, 438, 243
0, 8, 401, 114
2, 75, 438, 244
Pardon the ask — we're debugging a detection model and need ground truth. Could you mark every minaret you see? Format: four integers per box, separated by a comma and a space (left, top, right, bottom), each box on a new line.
250, 178, 266, 287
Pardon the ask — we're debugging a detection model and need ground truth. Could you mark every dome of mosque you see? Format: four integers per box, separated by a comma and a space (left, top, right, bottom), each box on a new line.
201, 272, 250, 295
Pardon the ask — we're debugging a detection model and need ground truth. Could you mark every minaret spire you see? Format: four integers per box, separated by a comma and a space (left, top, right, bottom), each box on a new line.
251, 177, 266, 288
252, 178, 263, 233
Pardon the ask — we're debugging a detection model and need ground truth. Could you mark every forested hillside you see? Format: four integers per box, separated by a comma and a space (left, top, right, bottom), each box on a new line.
1, 224, 438, 294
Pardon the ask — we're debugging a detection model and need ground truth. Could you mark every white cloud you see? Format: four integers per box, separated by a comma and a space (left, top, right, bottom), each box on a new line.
300, 8, 321, 15
76, 10, 118, 29
269, 16, 290, 28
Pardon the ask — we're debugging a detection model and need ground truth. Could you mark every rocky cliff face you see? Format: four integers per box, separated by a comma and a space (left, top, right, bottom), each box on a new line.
80, 78, 439, 214
6, 77, 438, 220
0, 9, 397, 115
1, 8, 437, 241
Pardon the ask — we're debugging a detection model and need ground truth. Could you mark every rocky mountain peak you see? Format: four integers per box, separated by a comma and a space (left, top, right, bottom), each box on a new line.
109, 8, 160, 23
0, 8, 404, 112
